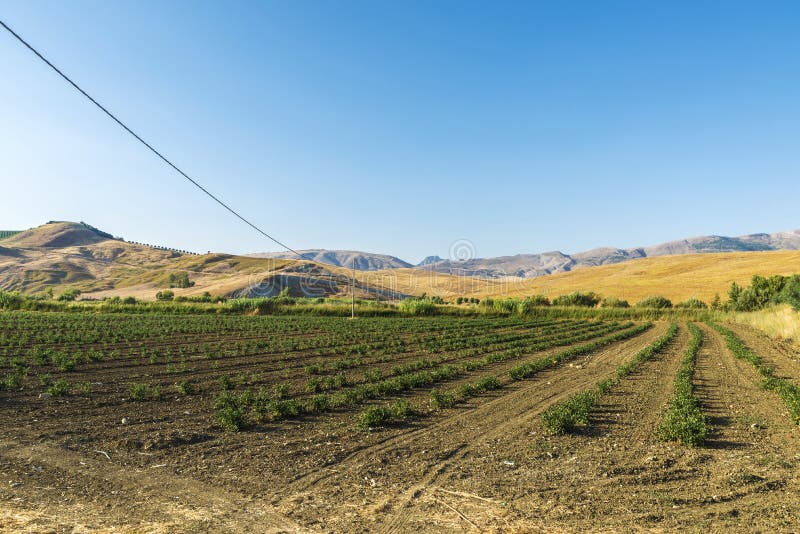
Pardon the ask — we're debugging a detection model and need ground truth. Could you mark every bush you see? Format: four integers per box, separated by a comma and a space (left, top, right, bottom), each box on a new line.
541, 391, 596, 434
122, 296, 137, 305
600, 297, 629, 308
552, 292, 601, 308
675, 298, 707, 309
156, 290, 175, 301
57, 288, 81, 302
398, 299, 437, 316
175, 380, 196, 395
635, 295, 673, 309
516, 296, 550, 315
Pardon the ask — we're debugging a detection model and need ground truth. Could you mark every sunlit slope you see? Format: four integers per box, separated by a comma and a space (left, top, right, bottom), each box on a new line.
460, 250, 800, 303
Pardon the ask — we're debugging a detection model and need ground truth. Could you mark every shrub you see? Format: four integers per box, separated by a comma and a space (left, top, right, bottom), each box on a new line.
541, 391, 596, 434
517, 296, 550, 315
600, 297, 629, 308
635, 295, 673, 309
675, 298, 707, 309
552, 292, 601, 307
156, 290, 175, 301
57, 288, 81, 302
398, 299, 437, 316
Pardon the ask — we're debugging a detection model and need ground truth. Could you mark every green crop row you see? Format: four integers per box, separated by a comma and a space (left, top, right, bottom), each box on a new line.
711, 323, 800, 424
508, 323, 653, 380
659, 323, 707, 445
540, 322, 678, 434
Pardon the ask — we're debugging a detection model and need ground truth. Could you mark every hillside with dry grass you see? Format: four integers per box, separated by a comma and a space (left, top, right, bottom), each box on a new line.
3, 221, 800, 304
359, 251, 800, 304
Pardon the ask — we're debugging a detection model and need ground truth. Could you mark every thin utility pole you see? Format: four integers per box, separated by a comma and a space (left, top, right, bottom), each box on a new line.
351, 258, 356, 319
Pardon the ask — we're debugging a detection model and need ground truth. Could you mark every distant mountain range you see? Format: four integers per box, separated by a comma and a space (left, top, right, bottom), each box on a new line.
252, 230, 800, 278
249, 249, 412, 271
2, 221, 800, 301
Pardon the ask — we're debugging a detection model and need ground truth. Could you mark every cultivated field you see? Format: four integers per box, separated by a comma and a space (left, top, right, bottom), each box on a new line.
1, 312, 799, 532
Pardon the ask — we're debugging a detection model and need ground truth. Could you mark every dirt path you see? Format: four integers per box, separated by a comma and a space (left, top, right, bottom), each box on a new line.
725, 322, 800, 381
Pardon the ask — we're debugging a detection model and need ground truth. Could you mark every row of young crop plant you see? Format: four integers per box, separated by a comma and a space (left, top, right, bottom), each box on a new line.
289, 321, 632, 403
0, 312, 542, 349
539, 323, 678, 434
0, 313, 558, 373
0, 312, 557, 363
211, 322, 646, 430
0, 319, 584, 390
0, 318, 602, 400
299, 320, 606, 385
352, 323, 654, 430
658, 323, 707, 445
712, 323, 800, 424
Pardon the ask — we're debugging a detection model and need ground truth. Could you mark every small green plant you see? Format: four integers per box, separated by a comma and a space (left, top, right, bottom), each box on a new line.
129, 383, 159, 401
219, 374, 233, 391
47, 379, 71, 397
358, 400, 415, 429
175, 380, 196, 395
214, 391, 249, 431
430, 388, 456, 409
541, 391, 596, 434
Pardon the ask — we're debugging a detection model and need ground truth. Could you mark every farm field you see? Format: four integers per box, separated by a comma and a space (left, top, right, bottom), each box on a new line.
1, 312, 799, 532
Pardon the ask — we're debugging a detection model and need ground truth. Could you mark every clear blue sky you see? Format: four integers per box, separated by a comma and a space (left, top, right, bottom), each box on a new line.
1, 1, 799, 263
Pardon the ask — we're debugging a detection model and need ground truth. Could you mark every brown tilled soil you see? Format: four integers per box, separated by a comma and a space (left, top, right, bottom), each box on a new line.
1, 322, 799, 532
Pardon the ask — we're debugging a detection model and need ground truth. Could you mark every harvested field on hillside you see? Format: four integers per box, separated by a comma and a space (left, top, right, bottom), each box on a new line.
0, 313, 798, 532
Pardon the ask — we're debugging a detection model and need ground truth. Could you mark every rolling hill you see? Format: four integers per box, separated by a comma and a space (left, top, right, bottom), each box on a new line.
2, 221, 800, 304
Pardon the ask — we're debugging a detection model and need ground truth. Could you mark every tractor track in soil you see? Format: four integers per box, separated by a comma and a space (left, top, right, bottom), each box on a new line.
271, 323, 667, 532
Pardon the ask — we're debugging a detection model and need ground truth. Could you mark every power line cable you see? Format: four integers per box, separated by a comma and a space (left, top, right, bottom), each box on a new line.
0, 18, 301, 257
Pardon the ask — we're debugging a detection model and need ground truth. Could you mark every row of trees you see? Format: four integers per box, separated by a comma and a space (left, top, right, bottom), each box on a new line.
453, 292, 707, 310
